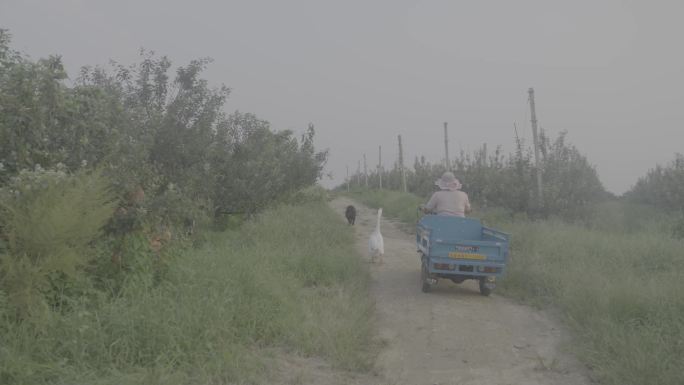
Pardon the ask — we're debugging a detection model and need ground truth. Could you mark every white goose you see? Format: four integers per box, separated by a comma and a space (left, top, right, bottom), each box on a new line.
368, 208, 384, 264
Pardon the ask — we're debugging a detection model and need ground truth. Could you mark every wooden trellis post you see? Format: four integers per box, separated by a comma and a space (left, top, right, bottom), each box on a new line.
398, 135, 407, 192
378, 145, 383, 189
528, 87, 543, 208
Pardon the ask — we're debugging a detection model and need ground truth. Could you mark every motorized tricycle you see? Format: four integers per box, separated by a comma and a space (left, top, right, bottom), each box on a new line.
416, 210, 510, 295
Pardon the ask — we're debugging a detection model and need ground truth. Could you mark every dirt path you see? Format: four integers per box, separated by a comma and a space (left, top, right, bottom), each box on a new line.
330, 197, 590, 385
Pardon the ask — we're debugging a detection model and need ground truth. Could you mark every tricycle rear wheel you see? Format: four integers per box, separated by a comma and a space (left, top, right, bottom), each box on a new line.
478, 278, 492, 296
421, 259, 432, 293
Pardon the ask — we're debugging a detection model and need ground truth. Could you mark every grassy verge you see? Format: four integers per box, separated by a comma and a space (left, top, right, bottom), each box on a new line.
0, 202, 376, 384
345, 189, 425, 225
349, 189, 684, 385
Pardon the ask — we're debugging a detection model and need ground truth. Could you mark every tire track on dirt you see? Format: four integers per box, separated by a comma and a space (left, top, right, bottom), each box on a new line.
331, 197, 590, 385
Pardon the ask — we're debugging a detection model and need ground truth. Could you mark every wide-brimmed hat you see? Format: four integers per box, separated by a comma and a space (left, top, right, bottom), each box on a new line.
435, 172, 462, 191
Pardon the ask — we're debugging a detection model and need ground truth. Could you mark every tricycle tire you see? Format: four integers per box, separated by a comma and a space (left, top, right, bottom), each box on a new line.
478, 278, 492, 296
421, 260, 432, 293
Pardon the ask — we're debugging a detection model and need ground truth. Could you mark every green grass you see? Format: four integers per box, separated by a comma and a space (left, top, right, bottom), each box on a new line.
346, 189, 425, 225
349, 189, 684, 385
0, 202, 377, 384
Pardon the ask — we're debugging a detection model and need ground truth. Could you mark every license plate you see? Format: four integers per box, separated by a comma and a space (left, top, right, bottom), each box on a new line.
449, 252, 486, 260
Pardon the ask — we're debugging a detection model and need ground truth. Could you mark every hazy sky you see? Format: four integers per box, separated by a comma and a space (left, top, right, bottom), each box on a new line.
2, 0, 682, 194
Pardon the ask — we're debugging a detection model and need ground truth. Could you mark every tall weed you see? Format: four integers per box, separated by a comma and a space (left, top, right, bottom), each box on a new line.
499, 219, 684, 385
0, 202, 376, 384
0, 168, 114, 321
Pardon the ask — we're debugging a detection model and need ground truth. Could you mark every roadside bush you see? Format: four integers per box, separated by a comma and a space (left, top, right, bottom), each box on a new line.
1, 30, 329, 281
0, 167, 114, 321
627, 154, 684, 211
540, 132, 606, 218
670, 213, 684, 239
282, 185, 330, 205
0, 202, 376, 385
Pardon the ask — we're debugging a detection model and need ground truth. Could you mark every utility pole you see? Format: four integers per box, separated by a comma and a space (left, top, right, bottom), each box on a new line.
539, 125, 547, 160
443, 122, 450, 170
363, 153, 368, 188
357, 160, 361, 186
346, 165, 350, 192
528, 87, 543, 209
378, 145, 383, 189
398, 135, 407, 192
513, 122, 520, 141
482, 143, 488, 166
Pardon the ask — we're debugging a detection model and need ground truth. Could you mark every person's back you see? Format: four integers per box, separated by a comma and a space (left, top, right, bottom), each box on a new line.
423, 172, 471, 217
425, 189, 470, 217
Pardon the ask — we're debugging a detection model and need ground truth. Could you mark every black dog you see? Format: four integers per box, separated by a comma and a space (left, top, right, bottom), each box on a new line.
345, 205, 356, 225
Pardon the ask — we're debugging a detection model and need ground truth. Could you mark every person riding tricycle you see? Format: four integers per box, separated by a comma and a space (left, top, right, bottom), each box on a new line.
416, 172, 509, 295
420, 172, 471, 217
